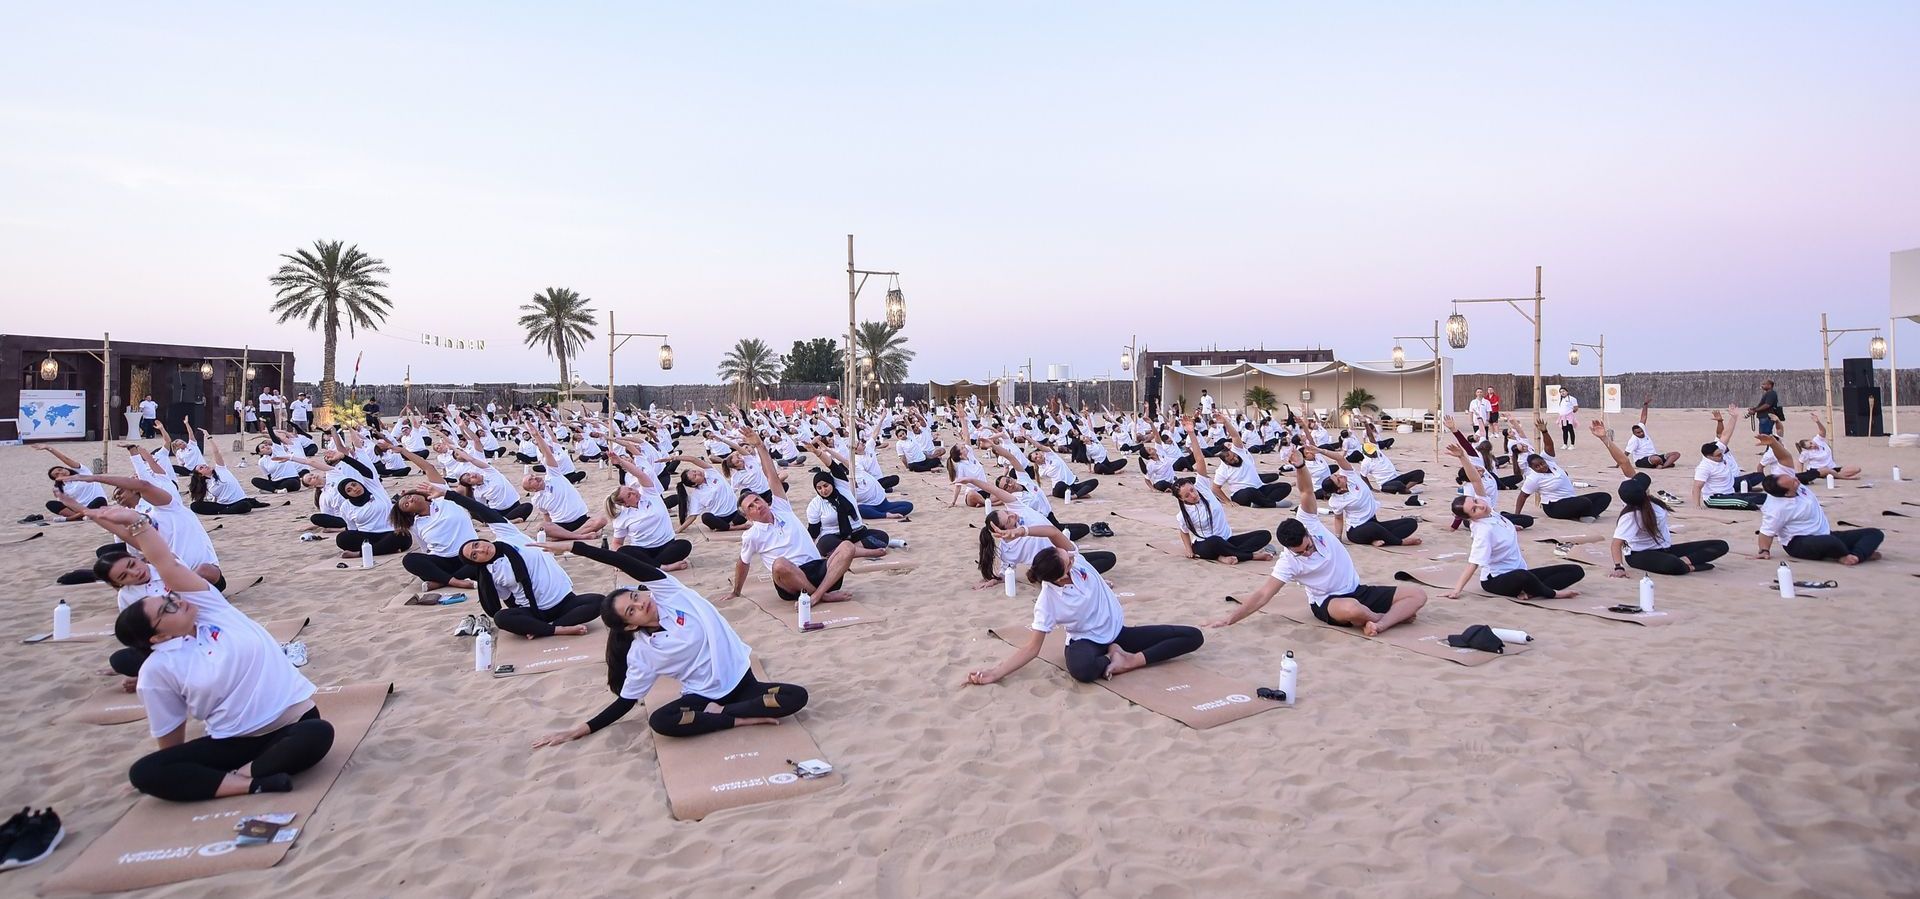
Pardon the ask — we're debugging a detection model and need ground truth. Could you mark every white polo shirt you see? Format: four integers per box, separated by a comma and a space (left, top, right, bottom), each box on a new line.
1758, 486, 1830, 546
414, 498, 480, 556
610, 497, 675, 549
139, 587, 316, 740
1468, 513, 1528, 580
1030, 553, 1124, 644
1694, 443, 1738, 495
619, 575, 751, 701
1269, 510, 1360, 607
739, 497, 822, 571
535, 477, 589, 524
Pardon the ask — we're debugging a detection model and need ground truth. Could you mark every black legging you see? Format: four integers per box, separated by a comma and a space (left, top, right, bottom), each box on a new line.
702, 510, 748, 531
617, 540, 693, 568
494, 592, 603, 637
402, 552, 473, 586
1500, 511, 1536, 529
817, 527, 890, 555
190, 498, 269, 515
128, 706, 334, 802
1560, 421, 1576, 445
904, 458, 941, 473
1172, 454, 1196, 472
1078, 550, 1118, 574
1542, 492, 1612, 521
46, 497, 109, 515
336, 529, 410, 555
1627, 540, 1729, 576
376, 464, 413, 478
1480, 563, 1585, 599
311, 513, 347, 529
1051, 479, 1099, 500
878, 474, 901, 491
1063, 624, 1205, 683
1374, 437, 1395, 449
1045, 515, 1091, 542
252, 476, 303, 493
648, 670, 809, 737
1229, 482, 1292, 508
1191, 530, 1272, 561
495, 501, 534, 521
1346, 517, 1419, 546
1092, 459, 1127, 475
1783, 529, 1885, 562
1378, 470, 1425, 494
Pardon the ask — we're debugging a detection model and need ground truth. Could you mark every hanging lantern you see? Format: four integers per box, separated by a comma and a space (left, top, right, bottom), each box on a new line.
37, 354, 60, 381
245, 365, 257, 379
1870, 335, 1887, 360
1392, 345, 1405, 369
658, 343, 674, 370
200, 361, 214, 379
1120, 349, 1132, 372
1568, 347, 1581, 366
884, 287, 905, 329
1445, 311, 1469, 349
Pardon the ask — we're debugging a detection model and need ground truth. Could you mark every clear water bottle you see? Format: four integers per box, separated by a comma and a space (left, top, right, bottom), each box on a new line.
1777, 562, 1796, 599
1638, 575, 1655, 612
1277, 651, 1298, 706
52, 599, 71, 641
474, 629, 494, 672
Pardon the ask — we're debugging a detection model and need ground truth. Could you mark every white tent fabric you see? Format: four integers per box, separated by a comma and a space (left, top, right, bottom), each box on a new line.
1158, 357, 1453, 419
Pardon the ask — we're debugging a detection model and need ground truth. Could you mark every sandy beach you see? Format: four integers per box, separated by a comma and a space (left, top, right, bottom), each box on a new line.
4, 408, 1919, 898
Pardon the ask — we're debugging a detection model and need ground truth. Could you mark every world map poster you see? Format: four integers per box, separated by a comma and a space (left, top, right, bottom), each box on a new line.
18, 389, 87, 440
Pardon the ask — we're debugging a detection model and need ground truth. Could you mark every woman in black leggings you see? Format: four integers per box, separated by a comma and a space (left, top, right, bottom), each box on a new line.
454, 495, 602, 637
1590, 422, 1729, 577
1173, 481, 1274, 564
604, 456, 693, 570
1442, 442, 1584, 600
965, 530, 1202, 685
85, 505, 333, 801
528, 541, 809, 749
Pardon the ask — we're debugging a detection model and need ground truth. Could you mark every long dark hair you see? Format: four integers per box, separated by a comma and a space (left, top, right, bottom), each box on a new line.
1027, 546, 1069, 585
977, 520, 999, 581
600, 589, 642, 693
113, 601, 159, 649
93, 550, 135, 584
1173, 479, 1208, 536
188, 471, 211, 502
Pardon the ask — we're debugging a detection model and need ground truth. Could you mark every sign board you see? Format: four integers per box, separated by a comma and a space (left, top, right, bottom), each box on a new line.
1544, 384, 1562, 407
18, 390, 87, 440
1603, 383, 1623, 414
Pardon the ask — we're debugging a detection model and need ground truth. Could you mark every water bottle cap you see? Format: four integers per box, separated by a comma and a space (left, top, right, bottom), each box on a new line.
1283, 649, 1294, 658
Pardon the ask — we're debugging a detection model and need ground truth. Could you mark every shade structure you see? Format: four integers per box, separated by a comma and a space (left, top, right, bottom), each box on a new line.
1156, 358, 1454, 421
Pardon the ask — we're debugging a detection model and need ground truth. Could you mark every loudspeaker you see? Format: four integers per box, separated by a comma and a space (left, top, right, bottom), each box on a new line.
1842, 385, 1884, 437
1842, 357, 1874, 389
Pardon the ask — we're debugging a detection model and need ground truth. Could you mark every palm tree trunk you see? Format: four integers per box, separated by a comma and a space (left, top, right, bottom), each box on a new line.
317, 302, 338, 428
556, 335, 570, 405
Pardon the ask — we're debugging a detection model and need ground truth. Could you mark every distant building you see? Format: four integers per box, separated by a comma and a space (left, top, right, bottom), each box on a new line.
1136, 348, 1333, 414
2, 333, 293, 441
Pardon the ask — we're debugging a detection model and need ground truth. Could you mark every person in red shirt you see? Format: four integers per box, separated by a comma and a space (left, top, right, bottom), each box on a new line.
1485, 387, 1501, 424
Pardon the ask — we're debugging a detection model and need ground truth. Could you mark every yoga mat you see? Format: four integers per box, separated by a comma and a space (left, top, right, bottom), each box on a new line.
1143, 542, 1271, 576
1529, 532, 1605, 546
1506, 595, 1684, 625
642, 659, 839, 821
1546, 543, 1614, 566
734, 580, 885, 632
986, 626, 1285, 729
1248, 599, 1535, 667
1, 530, 46, 546
491, 628, 602, 677
55, 618, 312, 725
42, 682, 394, 895
1108, 509, 1176, 531
298, 556, 393, 575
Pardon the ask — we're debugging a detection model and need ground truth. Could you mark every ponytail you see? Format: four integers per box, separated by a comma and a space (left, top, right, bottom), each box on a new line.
977, 519, 998, 581
600, 591, 634, 693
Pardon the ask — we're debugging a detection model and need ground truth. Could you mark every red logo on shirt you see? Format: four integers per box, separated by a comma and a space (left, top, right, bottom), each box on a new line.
208, 626, 222, 642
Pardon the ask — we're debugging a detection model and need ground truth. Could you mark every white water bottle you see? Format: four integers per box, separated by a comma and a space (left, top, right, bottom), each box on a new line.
1825, 474, 1836, 490
1777, 562, 1795, 599
52, 599, 71, 640
1490, 627, 1532, 643
1638, 575, 1655, 612
796, 592, 813, 629
1004, 565, 1017, 597
474, 629, 494, 671
1893, 466, 1903, 481
1277, 651, 1298, 706
360, 542, 375, 569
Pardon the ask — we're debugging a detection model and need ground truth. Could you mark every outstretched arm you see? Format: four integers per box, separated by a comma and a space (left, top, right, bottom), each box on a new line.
200, 428, 226, 467
1592, 420, 1636, 479
34, 444, 84, 469
83, 506, 209, 593
1291, 446, 1318, 514
65, 471, 169, 505
741, 428, 782, 498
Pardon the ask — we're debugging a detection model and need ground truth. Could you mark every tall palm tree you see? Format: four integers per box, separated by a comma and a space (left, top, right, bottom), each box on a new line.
854, 321, 915, 393
268, 240, 392, 426
518, 288, 598, 397
718, 338, 779, 405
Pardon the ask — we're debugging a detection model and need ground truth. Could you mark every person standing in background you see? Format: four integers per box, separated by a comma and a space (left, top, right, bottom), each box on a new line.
1556, 389, 1580, 446
1485, 386, 1501, 425
1467, 388, 1492, 434
138, 394, 159, 438
1748, 379, 1784, 436
258, 387, 279, 432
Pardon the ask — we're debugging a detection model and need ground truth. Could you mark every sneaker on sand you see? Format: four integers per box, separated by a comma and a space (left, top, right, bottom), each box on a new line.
0, 808, 64, 871
281, 641, 309, 668
0, 807, 30, 857
452, 615, 477, 637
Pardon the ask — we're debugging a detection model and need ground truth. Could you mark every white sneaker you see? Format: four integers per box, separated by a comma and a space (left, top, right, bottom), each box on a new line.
452, 615, 476, 637
281, 641, 309, 667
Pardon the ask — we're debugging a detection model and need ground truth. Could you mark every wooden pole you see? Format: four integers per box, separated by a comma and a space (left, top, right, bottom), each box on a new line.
845, 235, 861, 497
1822, 312, 1833, 434
239, 345, 249, 432
1532, 265, 1544, 415
100, 332, 112, 473
608, 310, 616, 416
1432, 320, 1441, 465
1596, 334, 1607, 436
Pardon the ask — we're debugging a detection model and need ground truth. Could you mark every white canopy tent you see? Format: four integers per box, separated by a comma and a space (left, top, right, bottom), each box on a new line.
1891, 248, 1920, 440
1157, 358, 1454, 424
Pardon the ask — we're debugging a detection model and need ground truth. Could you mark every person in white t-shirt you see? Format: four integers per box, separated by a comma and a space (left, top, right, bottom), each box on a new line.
1791, 412, 1861, 480
137, 395, 159, 438
86, 505, 332, 801
1753, 435, 1886, 566
602, 455, 692, 571
1555, 391, 1580, 446
1623, 398, 1681, 469
1468, 388, 1492, 433
727, 431, 861, 603
1442, 441, 1585, 600
1590, 421, 1729, 577
964, 525, 1203, 684
529, 540, 809, 748
1208, 449, 1427, 635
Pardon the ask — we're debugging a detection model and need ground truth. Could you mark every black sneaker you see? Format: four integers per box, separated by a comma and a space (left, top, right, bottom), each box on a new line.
17, 514, 44, 523
0, 807, 29, 857
0, 808, 63, 871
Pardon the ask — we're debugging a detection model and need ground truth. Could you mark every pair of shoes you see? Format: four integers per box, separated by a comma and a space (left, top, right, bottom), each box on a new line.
1656, 489, 1684, 505
17, 514, 44, 523
281, 641, 309, 667
453, 615, 477, 637
0, 807, 64, 871
474, 616, 495, 637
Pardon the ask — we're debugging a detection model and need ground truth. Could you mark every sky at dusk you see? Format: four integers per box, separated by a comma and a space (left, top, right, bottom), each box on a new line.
3, 2, 1916, 388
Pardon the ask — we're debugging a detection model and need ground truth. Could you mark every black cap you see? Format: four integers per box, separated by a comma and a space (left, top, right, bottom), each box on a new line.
1446, 624, 1506, 654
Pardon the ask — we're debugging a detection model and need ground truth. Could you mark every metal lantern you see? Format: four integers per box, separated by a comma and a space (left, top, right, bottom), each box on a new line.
658, 344, 674, 370
884, 287, 906, 329
1568, 347, 1580, 365
37, 354, 60, 381
1446, 311, 1469, 349
1392, 345, 1405, 369
1120, 349, 1132, 372
1870, 335, 1887, 360
200, 361, 214, 379
1299, 389, 1313, 403
245, 365, 257, 379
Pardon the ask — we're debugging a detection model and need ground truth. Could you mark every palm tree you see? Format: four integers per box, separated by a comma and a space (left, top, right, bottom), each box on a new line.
854, 321, 915, 392
1244, 385, 1278, 412
268, 240, 392, 427
718, 338, 779, 405
1342, 387, 1379, 414
517, 288, 598, 398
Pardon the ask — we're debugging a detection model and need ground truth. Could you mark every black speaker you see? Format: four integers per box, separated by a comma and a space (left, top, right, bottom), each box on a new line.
1842, 357, 1874, 389
1842, 386, 1884, 437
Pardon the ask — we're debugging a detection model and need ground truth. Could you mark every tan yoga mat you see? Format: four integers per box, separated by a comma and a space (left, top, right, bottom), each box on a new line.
298, 556, 393, 575
491, 628, 603, 678
43, 682, 394, 895
1251, 600, 1535, 666
642, 659, 839, 821
1143, 541, 1271, 577
1394, 562, 1678, 626
1, 530, 46, 546
733, 579, 885, 633
986, 626, 1285, 728
55, 617, 313, 725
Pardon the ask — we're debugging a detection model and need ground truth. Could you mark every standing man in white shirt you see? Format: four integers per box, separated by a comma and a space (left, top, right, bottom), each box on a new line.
1467, 388, 1492, 435
290, 393, 313, 433
1556, 390, 1580, 447
138, 395, 160, 438
258, 388, 279, 432
1199, 390, 1215, 416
